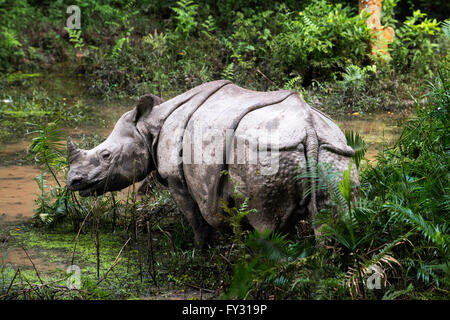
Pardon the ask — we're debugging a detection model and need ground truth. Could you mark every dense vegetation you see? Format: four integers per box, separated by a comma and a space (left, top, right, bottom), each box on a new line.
1, 0, 448, 143
0, 0, 448, 300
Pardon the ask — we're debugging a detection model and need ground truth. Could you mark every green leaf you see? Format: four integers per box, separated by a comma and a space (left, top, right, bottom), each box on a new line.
339, 162, 352, 204
345, 130, 367, 168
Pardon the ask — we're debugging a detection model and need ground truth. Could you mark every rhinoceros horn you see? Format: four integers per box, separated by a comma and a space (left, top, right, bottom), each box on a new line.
67, 136, 81, 161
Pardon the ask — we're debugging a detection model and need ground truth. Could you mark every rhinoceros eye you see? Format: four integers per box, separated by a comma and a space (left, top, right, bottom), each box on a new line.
101, 150, 111, 160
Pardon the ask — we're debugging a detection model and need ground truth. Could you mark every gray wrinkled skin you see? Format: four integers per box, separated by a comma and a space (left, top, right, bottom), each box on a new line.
67, 81, 359, 248
67, 94, 162, 196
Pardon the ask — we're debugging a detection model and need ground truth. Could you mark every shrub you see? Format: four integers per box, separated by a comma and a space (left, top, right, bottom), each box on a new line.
268, 1, 372, 85
392, 10, 442, 77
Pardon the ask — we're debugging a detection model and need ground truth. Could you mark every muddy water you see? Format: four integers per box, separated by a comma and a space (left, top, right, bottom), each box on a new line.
336, 112, 406, 161
2, 247, 66, 272
0, 140, 31, 155
0, 165, 43, 223
0, 101, 134, 227
0, 70, 135, 273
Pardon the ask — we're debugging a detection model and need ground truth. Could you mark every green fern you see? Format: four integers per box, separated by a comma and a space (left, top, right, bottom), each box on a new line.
385, 203, 449, 257
221, 62, 235, 81
30, 122, 66, 170
111, 37, 128, 59
64, 27, 84, 50
201, 15, 216, 38
302, 15, 319, 33
345, 130, 367, 168
442, 19, 450, 37
247, 230, 291, 262
225, 230, 293, 299
1, 27, 22, 49
296, 160, 346, 208
172, 0, 199, 36
382, 283, 414, 300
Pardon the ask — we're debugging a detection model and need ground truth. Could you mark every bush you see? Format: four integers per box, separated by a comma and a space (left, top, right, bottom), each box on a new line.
392, 10, 442, 77
268, 1, 372, 85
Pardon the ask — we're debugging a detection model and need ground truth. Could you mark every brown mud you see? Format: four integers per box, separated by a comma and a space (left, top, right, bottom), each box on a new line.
0, 165, 43, 223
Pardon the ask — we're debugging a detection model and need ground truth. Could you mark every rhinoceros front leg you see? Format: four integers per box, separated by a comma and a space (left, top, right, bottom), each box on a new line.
167, 177, 212, 249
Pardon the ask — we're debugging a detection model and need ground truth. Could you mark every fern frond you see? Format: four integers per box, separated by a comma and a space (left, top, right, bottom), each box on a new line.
345, 130, 367, 168
345, 236, 403, 298
221, 62, 235, 80
247, 230, 291, 263
385, 203, 449, 256
302, 16, 319, 32
339, 162, 353, 204
296, 160, 346, 208
442, 19, 450, 37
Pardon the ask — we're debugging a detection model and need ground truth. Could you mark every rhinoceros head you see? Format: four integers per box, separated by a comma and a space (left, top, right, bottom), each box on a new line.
67, 94, 162, 196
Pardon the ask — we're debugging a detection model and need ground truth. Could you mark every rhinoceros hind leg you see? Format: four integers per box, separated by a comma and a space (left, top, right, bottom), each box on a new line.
313, 145, 360, 237
229, 150, 307, 233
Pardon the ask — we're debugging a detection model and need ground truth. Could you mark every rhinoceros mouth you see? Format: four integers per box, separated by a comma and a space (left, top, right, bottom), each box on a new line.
71, 179, 106, 197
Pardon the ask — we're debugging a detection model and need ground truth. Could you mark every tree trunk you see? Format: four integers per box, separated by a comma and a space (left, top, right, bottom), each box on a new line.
359, 0, 395, 58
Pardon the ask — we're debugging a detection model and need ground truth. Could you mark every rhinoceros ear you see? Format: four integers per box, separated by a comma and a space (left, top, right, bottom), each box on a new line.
67, 136, 81, 163
133, 94, 163, 123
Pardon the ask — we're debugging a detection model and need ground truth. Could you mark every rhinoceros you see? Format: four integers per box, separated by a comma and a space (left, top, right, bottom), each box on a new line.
67, 80, 358, 247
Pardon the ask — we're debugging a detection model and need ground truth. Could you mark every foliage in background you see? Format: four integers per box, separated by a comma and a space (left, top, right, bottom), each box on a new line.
392, 10, 442, 77
269, 1, 372, 85
1, 0, 446, 100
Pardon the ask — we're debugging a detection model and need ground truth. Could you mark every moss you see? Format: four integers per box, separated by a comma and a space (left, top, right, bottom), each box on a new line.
2, 216, 228, 299
2, 224, 149, 298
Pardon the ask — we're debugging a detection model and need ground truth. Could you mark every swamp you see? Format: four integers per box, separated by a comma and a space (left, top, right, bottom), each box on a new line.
0, 0, 448, 300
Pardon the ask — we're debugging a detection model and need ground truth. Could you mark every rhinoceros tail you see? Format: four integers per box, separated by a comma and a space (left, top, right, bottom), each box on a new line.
304, 125, 319, 229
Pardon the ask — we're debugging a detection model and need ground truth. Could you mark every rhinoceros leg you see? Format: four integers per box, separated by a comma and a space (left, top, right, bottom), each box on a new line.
167, 177, 212, 249
228, 148, 309, 233
314, 144, 359, 231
